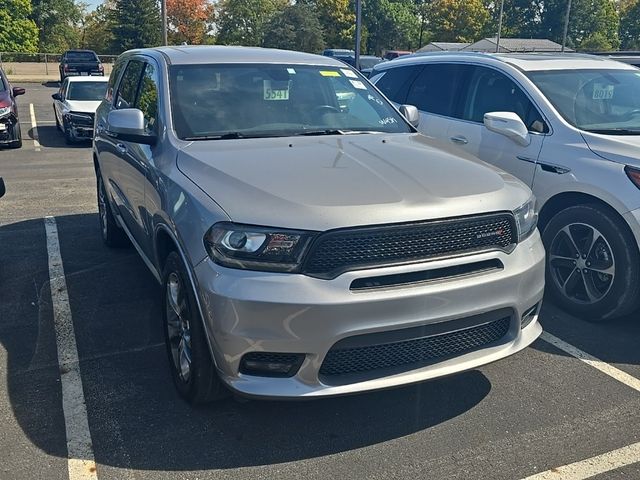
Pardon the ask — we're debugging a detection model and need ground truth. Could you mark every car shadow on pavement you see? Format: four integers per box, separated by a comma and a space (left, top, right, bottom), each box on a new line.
28, 126, 91, 149
3, 213, 494, 471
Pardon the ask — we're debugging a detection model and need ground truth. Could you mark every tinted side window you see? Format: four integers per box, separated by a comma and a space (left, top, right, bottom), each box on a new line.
106, 60, 126, 103
136, 63, 160, 134
115, 60, 144, 109
406, 63, 471, 118
463, 66, 548, 133
374, 65, 422, 104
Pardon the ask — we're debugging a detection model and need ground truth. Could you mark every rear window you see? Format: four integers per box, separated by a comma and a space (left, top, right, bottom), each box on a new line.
65, 52, 98, 62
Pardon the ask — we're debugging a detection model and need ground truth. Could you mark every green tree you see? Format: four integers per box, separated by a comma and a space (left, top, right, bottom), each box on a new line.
216, 0, 288, 46
620, 0, 640, 49
31, 0, 83, 52
0, 0, 38, 52
263, 3, 325, 52
427, 0, 489, 42
363, 0, 420, 54
483, 0, 543, 39
303, 0, 355, 49
578, 31, 614, 51
81, 3, 116, 54
110, 0, 162, 52
539, 0, 619, 50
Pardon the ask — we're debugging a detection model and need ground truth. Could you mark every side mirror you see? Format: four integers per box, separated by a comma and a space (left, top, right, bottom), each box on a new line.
13, 87, 25, 97
399, 104, 420, 127
0, 177, 5, 198
484, 111, 530, 146
106, 109, 156, 145
52, 93, 62, 101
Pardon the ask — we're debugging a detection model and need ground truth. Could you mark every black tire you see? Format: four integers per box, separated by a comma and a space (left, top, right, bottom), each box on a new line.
63, 120, 74, 145
8, 123, 22, 149
96, 173, 129, 248
60, 72, 65, 83
162, 251, 227, 404
54, 107, 61, 131
542, 204, 640, 321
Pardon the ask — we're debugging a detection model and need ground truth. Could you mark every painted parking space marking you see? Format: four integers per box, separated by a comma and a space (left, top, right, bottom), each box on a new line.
29, 103, 41, 151
522, 440, 640, 479
45, 216, 98, 480
540, 331, 640, 393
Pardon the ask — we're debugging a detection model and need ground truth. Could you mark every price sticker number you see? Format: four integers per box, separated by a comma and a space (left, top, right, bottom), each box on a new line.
593, 84, 614, 100
264, 80, 290, 101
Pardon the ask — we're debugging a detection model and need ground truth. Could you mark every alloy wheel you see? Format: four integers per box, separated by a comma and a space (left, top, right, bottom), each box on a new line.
166, 272, 192, 383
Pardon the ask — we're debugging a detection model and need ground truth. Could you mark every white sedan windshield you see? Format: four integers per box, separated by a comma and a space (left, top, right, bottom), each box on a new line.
528, 69, 640, 134
169, 64, 411, 139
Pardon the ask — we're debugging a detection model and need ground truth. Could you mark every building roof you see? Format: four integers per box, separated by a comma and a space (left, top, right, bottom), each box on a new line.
464, 38, 570, 53
417, 42, 470, 52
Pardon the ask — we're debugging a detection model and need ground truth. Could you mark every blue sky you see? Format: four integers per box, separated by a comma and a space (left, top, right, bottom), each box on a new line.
86, 0, 102, 10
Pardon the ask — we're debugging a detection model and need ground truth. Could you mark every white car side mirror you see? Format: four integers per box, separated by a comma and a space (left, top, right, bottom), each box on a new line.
484, 111, 530, 146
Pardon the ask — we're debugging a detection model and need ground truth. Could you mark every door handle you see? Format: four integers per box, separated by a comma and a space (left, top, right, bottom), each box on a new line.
116, 143, 127, 154
450, 135, 468, 145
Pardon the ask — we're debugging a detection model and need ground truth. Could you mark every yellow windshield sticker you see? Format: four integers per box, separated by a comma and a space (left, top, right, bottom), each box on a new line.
320, 70, 341, 77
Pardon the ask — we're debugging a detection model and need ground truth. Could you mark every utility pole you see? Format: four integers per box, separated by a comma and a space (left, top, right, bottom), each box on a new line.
561, 0, 572, 52
355, 0, 362, 70
161, 0, 168, 46
496, 0, 505, 53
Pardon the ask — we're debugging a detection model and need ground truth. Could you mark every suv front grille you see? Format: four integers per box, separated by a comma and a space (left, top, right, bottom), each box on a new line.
319, 316, 511, 382
301, 213, 516, 279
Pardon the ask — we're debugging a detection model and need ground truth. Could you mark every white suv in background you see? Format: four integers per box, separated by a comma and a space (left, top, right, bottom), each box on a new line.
371, 53, 640, 321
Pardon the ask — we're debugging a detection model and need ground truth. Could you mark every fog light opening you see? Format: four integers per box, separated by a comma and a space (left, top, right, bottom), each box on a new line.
240, 352, 305, 377
520, 303, 539, 329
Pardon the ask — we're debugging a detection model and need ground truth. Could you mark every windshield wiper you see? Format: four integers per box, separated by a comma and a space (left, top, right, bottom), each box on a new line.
184, 132, 246, 141
584, 128, 640, 135
296, 129, 346, 136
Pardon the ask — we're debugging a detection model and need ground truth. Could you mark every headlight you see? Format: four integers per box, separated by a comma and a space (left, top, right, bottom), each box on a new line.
0, 106, 11, 118
513, 196, 538, 241
204, 222, 315, 272
625, 165, 640, 189
64, 112, 94, 126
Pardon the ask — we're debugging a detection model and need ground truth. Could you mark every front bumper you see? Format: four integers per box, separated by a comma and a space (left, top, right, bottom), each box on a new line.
194, 231, 545, 398
0, 113, 19, 144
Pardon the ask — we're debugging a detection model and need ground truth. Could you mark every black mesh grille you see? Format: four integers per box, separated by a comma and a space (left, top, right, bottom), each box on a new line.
319, 317, 511, 379
302, 214, 516, 279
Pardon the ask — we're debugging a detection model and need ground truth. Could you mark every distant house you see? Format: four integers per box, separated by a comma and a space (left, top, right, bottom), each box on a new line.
417, 42, 470, 52
464, 38, 571, 53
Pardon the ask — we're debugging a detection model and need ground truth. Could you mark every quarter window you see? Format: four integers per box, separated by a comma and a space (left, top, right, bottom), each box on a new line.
406, 63, 471, 118
374, 65, 422, 104
115, 60, 144, 109
463, 67, 548, 133
136, 63, 160, 133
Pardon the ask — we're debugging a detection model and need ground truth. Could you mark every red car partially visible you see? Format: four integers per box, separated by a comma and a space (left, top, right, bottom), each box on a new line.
0, 67, 25, 149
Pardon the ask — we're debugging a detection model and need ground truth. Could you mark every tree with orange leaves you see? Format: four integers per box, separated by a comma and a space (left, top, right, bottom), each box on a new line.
166, 0, 215, 45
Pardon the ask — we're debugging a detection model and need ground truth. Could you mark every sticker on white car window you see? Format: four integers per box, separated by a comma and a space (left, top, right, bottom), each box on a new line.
341, 69, 358, 78
350, 80, 367, 90
592, 84, 614, 100
263, 80, 290, 101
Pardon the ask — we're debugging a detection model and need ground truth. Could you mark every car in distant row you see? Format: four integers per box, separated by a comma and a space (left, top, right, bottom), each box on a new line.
372, 52, 640, 321
383, 50, 412, 60
52, 76, 109, 144
59, 50, 104, 82
0, 67, 25, 149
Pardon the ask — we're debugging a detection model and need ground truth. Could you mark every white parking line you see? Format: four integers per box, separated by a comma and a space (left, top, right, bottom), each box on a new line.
522, 441, 640, 479
540, 331, 640, 393
29, 103, 41, 151
44, 216, 98, 480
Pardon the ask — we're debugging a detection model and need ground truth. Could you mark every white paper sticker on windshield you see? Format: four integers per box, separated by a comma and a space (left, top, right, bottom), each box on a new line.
341, 69, 358, 78
593, 84, 614, 100
287, 68, 296, 74
350, 80, 367, 90
263, 80, 290, 101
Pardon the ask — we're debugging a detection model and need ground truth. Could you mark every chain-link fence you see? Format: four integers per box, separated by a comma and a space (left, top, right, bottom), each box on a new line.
0, 52, 119, 77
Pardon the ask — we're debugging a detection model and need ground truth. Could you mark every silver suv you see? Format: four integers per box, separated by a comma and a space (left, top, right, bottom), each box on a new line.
93, 46, 544, 403
372, 53, 640, 321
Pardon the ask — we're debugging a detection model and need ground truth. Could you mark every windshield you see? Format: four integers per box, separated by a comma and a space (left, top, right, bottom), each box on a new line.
527, 69, 640, 134
67, 82, 108, 101
66, 52, 98, 62
169, 64, 412, 140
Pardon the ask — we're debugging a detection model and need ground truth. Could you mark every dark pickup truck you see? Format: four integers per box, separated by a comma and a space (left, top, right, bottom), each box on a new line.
59, 50, 104, 82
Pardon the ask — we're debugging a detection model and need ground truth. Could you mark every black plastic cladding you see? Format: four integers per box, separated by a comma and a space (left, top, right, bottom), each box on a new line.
301, 213, 517, 279
320, 317, 511, 378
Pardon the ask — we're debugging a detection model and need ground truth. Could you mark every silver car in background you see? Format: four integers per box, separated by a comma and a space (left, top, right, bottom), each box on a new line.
372, 53, 640, 321
93, 46, 544, 403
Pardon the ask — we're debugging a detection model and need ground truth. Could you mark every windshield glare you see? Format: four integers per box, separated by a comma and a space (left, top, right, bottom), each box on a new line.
528, 69, 640, 134
67, 82, 107, 101
169, 64, 411, 139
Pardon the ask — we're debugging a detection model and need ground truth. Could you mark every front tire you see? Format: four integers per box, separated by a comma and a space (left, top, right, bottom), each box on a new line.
63, 121, 74, 145
97, 173, 129, 248
8, 123, 22, 149
162, 251, 227, 404
542, 204, 640, 321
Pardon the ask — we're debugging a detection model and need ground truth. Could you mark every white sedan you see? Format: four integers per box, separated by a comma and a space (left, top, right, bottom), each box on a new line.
52, 76, 109, 144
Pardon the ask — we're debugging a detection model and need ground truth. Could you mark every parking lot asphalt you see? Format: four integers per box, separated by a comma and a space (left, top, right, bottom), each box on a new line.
1, 83, 640, 480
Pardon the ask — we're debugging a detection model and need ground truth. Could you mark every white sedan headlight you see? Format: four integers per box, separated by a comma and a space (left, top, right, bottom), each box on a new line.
514, 196, 538, 241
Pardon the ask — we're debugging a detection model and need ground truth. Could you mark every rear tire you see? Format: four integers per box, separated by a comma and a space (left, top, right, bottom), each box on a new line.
542, 204, 640, 321
162, 251, 227, 404
97, 173, 129, 248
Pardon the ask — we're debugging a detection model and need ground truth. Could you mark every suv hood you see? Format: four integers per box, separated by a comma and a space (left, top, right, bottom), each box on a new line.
64, 100, 101, 113
581, 131, 640, 167
177, 133, 530, 231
